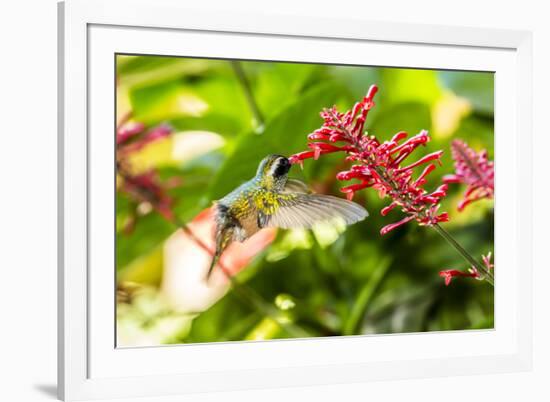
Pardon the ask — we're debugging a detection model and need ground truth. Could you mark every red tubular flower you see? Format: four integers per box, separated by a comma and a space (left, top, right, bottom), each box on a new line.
439, 252, 493, 285
116, 120, 179, 224
289, 84, 448, 235
116, 121, 145, 145
443, 139, 494, 211
439, 269, 479, 286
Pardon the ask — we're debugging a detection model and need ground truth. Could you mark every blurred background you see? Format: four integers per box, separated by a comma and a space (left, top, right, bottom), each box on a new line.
115, 55, 494, 347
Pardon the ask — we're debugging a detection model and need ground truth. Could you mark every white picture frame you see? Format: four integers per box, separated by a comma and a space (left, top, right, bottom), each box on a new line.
58, 0, 533, 400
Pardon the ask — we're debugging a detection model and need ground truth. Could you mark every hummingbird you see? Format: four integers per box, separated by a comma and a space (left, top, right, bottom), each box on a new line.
207, 154, 368, 278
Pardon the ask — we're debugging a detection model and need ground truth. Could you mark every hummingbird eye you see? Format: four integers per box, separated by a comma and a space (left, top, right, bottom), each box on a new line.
273, 157, 291, 177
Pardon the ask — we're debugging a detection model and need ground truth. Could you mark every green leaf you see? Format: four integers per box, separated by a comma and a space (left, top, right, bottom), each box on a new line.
451, 115, 494, 157
251, 62, 321, 119
117, 246, 163, 286
169, 114, 243, 139
116, 209, 173, 269
191, 76, 253, 131
439, 71, 494, 115
129, 75, 253, 133
117, 55, 223, 88
129, 80, 191, 123
370, 102, 432, 140
187, 293, 253, 342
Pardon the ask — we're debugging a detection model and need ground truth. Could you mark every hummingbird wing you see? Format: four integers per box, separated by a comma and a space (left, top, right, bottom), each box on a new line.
258, 189, 368, 229
282, 178, 312, 194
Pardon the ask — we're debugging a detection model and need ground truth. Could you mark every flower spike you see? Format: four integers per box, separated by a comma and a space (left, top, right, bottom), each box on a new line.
289, 84, 448, 234
443, 139, 494, 211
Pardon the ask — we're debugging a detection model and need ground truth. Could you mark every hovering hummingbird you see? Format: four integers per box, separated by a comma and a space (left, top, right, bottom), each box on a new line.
207, 154, 368, 278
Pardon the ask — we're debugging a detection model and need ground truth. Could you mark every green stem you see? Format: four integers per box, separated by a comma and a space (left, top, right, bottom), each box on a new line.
230, 60, 265, 132
432, 223, 494, 286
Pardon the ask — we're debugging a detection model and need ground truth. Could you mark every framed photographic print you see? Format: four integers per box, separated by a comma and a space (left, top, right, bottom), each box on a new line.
58, 0, 533, 400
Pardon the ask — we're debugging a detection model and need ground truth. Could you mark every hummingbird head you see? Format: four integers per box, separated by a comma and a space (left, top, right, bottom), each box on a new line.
256, 154, 291, 188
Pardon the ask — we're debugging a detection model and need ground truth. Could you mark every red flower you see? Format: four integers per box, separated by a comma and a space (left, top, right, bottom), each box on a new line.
443, 140, 494, 211
116, 120, 179, 223
439, 252, 493, 285
116, 121, 145, 145
117, 123, 172, 155
439, 269, 478, 286
289, 85, 449, 235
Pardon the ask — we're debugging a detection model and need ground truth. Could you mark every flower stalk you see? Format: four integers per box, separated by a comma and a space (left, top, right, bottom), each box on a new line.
440, 251, 494, 286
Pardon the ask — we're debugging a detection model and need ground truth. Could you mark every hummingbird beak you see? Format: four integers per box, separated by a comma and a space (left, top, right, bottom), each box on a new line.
206, 254, 219, 280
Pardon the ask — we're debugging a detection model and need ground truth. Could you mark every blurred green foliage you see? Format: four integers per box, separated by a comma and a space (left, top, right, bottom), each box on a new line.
116, 55, 494, 346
